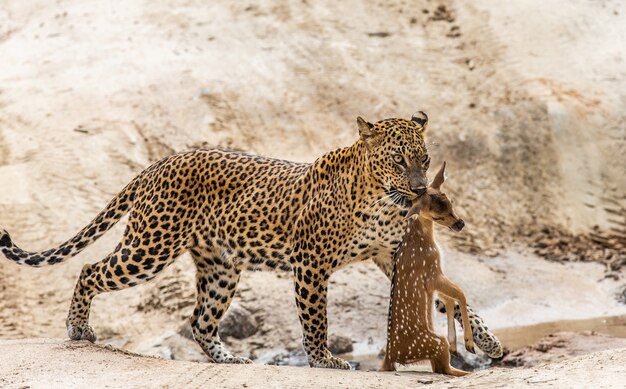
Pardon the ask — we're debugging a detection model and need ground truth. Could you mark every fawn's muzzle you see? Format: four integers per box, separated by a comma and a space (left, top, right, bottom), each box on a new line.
451, 219, 465, 232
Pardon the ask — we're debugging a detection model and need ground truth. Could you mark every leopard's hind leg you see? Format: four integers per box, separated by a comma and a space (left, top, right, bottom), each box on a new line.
66, 212, 185, 342
189, 248, 252, 364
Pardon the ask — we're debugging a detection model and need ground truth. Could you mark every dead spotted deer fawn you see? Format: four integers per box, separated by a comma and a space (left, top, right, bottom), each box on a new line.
381, 162, 474, 376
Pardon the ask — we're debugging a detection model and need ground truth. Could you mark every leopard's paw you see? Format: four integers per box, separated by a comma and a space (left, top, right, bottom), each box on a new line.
222, 356, 253, 364
309, 355, 351, 370
67, 323, 97, 343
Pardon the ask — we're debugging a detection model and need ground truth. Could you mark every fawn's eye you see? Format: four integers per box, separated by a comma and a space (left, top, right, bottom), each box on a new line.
392, 154, 405, 166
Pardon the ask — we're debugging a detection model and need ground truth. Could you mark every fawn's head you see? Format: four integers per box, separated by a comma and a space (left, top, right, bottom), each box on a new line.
406, 162, 465, 232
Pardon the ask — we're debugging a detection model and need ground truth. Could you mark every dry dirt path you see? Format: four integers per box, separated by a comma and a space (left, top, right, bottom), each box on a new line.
0, 339, 624, 389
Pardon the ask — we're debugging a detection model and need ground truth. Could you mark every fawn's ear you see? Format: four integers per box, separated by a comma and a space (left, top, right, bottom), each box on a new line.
406, 202, 422, 219
431, 161, 447, 190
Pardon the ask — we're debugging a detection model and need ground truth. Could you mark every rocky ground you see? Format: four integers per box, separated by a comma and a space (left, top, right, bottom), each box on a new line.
0, 0, 625, 387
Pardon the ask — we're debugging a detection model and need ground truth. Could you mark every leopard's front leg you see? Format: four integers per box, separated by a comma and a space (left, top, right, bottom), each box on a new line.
292, 260, 351, 370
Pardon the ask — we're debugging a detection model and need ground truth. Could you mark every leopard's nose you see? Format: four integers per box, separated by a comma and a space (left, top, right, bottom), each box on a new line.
411, 186, 427, 197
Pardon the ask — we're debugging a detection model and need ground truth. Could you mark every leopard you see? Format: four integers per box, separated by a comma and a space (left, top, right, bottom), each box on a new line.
0, 111, 499, 369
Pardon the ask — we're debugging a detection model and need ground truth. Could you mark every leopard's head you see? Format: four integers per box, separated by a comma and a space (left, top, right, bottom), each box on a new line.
357, 112, 431, 209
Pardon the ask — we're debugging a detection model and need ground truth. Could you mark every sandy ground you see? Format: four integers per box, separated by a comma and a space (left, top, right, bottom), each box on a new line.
1, 0, 625, 387
501, 331, 626, 367
0, 339, 624, 389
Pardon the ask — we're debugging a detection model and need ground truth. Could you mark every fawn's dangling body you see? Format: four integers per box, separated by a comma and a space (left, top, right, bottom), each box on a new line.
382, 162, 474, 376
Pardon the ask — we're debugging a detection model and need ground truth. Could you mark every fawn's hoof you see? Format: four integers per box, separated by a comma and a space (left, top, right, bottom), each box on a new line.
449, 367, 470, 377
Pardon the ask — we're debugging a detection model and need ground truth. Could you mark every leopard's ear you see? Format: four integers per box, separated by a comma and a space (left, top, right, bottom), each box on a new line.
357, 116, 381, 150
411, 111, 428, 132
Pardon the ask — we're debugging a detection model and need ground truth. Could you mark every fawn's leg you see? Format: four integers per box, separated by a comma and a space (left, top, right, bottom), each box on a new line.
435, 276, 475, 353
374, 259, 494, 354
434, 299, 503, 358
433, 358, 470, 377
427, 290, 435, 331
439, 295, 458, 354
380, 354, 396, 371
425, 293, 465, 375
428, 333, 469, 377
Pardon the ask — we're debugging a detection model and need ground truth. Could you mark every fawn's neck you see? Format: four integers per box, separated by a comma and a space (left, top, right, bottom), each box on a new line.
399, 217, 438, 265
411, 217, 434, 242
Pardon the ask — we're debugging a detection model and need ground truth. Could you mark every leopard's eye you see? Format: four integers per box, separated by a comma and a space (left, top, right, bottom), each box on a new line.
422, 156, 431, 169
392, 154, 405, 166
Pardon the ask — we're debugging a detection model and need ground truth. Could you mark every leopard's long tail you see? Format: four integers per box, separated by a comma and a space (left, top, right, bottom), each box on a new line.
0, 177, 139, 267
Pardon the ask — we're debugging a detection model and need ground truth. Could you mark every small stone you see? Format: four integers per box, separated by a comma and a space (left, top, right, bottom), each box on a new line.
328, 334, 354, 354
178, 321, 194, 340
617, 286, 626, 304
142, 346, 174, 360
219, 303, 258, 339
135, 331, 208, 362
